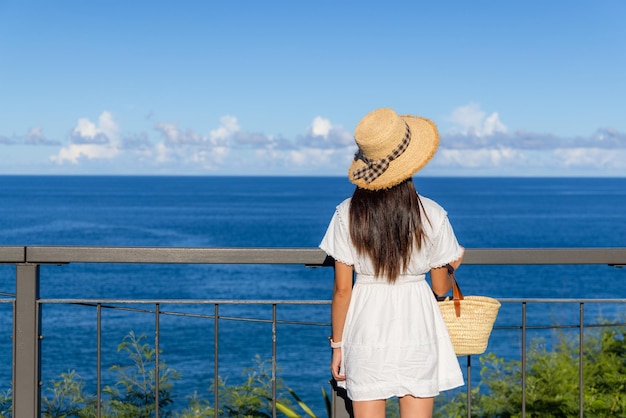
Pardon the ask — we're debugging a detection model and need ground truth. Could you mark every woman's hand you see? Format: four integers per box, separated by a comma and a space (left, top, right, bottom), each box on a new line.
330, 348, 346, 381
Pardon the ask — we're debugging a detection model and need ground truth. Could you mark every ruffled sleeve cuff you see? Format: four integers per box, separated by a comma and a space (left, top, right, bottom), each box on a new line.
319, 202, 354, 266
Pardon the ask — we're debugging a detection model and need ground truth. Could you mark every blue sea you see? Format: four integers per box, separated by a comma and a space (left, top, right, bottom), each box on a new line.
1, 175, 625, 414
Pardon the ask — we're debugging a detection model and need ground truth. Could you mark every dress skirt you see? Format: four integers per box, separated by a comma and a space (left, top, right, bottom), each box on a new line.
337, 274, 464, 401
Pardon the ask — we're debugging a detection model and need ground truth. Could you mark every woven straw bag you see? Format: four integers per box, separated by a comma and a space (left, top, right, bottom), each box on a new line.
437, 264, 501, 356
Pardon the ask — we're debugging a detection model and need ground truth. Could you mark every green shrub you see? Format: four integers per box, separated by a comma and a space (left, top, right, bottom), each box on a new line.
0, 389, 11, 417
438, 324, 626, 417
211, 355, 292, 417
172, 391, 213, 417
3, 323, 624, 417
42, 370, 98, 417
102, 330, 181, 417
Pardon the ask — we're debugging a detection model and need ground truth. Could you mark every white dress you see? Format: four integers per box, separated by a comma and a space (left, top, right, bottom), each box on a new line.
319, 195, 465, 401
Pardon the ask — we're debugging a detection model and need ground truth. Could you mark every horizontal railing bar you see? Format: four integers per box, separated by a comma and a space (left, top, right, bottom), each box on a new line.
39, 298, 332, 305
37, 299, 626, 330
38, 298, 626, 304
32, 297, 626, 333
494, 322, 626, 330
25, 246, 333, 265
497, 298, 626, 303
38, 300, 332, 326
466, 248, 626, 265
0, 246, 25, 263
0, 246, 619, 265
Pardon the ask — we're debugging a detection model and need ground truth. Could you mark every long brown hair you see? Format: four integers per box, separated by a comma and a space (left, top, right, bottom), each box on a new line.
349, 178, 427, 282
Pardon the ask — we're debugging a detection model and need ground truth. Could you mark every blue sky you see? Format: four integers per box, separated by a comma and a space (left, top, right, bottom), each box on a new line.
1, 0, 625, 176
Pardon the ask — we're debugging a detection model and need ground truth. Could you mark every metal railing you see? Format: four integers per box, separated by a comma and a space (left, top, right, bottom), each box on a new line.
1, 246, 625, 417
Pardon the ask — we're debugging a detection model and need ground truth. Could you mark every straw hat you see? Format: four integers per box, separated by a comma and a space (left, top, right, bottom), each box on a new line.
348, 108, 439, 190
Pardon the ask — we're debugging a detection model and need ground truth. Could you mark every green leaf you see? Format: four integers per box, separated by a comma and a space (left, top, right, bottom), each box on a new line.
275, 401, 302, 418
322, 386, 331, 418
287, 388, 317, 418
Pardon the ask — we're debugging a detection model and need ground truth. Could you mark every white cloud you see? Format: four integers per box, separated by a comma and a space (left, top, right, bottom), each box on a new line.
311, 116, 332, 138
245, 145, 341, 174
190, 146, 229, 169
10, 106, 621, 176
585, 128, 626, 149
154, 116, 241, 148
26, 127, 45, 143
289, 148, 336, 167
482, 112, 507, 136
210, 115, 239, 141
51, 111, 120, 164
51, 143, 120, 164
155, 122, 180, 143
155, 141, 171, 163
154, 122, 204, 145
0, 126, 60, 146
436, 104, 626, 174
74, 119, 99, 139
74, 111, 118, 142
233, 131, 275, 147
559, 148, 626, 169
213, 146, 230, 158
436, 148, 527, 168
300, 116, 353, 148
449, 103, 507, 137
289, 150, 308, 165
149, 118, 239, 171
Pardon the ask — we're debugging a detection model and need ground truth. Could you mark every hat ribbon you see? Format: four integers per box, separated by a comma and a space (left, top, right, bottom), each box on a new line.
352, 123, 411, 184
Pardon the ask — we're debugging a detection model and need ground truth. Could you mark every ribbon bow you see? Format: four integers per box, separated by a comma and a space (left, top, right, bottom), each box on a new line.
352, 123, 411, 184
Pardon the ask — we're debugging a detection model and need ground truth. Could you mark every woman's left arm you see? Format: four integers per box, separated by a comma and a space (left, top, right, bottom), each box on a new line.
330, 261, 353, 381
431, 248, 464, 296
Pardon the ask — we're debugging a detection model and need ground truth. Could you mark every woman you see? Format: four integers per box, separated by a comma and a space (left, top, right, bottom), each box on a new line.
320, 108, 464, 418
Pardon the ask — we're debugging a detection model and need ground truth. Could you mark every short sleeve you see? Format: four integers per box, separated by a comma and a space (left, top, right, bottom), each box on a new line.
319, 202, 354, 266
428, 215, 464, 269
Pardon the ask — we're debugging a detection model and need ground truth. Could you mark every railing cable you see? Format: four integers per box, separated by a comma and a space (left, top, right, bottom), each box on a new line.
579, 303, 584, 418
272, 304, 277, 418
96, 303, 102, 418
213, 304, 219, 418
155, 303, 161, 418
521, 302, 527, 418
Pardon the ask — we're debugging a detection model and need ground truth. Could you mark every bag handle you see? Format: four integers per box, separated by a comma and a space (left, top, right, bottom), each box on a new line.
446, 263, 464, 317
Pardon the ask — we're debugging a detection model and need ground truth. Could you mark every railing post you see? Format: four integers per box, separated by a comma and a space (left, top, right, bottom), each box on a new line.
214, 304, 219, 418
13, 263, 42, 418
271, 304, 277, 418
579, 303, 584, 418
466, 355, 472, 417
521, 302, 527, 418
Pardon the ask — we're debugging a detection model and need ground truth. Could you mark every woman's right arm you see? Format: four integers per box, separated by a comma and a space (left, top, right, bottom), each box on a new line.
330, 261, 353, 381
